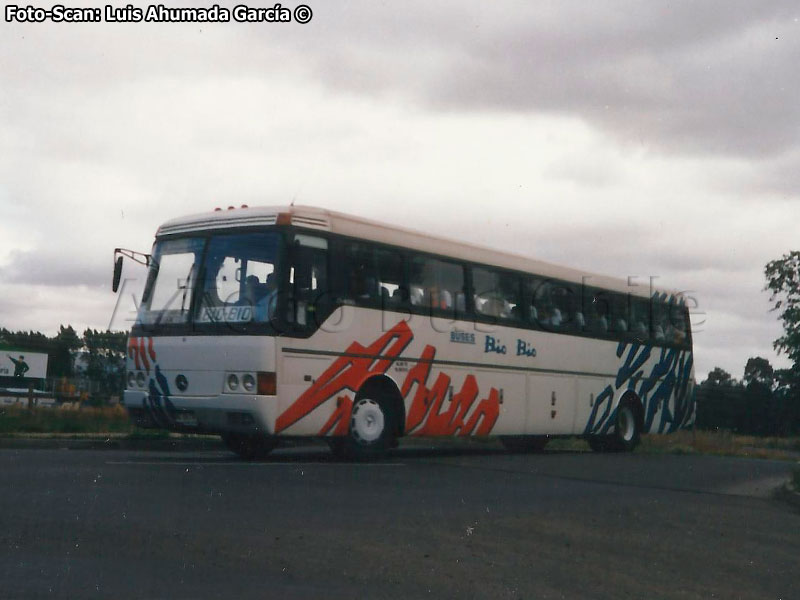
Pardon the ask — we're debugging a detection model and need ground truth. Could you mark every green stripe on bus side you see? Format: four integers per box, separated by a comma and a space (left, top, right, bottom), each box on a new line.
280, 346, 620, 379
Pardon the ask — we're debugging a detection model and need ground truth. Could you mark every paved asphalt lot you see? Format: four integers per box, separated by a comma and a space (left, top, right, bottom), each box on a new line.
1, 443, 798, 599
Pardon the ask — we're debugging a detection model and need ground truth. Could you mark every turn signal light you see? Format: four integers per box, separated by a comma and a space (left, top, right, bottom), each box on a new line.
257, 371, 276, 395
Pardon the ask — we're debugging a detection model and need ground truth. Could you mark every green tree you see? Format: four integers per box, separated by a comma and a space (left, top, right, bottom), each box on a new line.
743, 356, 775, 390
51, 325, 81, 377
765, 251, 800, 368
702, 367, 737, 387
765, 252, 800, 434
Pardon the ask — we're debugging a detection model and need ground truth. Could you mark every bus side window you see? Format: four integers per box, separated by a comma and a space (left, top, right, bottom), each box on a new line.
288, 234, 329, 328
552, 282, 578, 332
531, 279, 570, 332
651, 295, 668, 344
473, 267, 521, 322
590, 290, 611, 335
670, 296, 688, 347
630, 297, 650, 342
609, 292, 629, 338
410, 255, 465, 317
375, 248, 405, 307
344, 242, 379, 305
525, 277, 542, 326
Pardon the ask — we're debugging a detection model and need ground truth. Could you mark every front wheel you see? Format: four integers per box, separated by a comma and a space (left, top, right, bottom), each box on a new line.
334, 396, 394, 460
221, 433, 278, 460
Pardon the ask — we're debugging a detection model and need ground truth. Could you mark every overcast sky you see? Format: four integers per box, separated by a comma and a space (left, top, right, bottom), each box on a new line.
1, 1, 799, 380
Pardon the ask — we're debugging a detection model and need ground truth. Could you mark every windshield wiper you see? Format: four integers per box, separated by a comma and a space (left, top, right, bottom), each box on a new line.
180, 263, 195, 314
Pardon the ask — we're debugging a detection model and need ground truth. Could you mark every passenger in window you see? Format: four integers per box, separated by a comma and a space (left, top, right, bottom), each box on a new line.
240, 274, 277, 321
664, 321, 675, 342
481, 294, 505, 318
455, 292, 466, 313
590, 308, 608, 333
350, 263, 375, 300
429, 287, 452, 311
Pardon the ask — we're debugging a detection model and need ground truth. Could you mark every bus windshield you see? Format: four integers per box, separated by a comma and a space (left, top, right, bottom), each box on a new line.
195, 232, 281, 325
136, 231, 282, 328
138, 237, 205, 326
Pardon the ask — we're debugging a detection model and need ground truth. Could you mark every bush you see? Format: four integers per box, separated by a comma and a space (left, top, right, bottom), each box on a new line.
0, 404, 135, 434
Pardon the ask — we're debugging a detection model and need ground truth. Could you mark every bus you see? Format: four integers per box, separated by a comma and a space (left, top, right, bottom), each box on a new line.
115, 205, 695, 459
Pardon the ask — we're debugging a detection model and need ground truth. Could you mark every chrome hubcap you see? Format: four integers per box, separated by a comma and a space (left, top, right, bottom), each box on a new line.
351, 398, 385, 444
618, 406, 635, 442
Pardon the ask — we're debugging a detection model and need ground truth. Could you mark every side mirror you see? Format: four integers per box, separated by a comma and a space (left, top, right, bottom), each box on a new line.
112, 255, 123, 292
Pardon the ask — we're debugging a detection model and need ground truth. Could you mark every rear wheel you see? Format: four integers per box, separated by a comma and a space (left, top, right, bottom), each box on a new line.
588, 401, 640, 453
610, 401, 640, 452
221, 433, 278, 460
500, 435, 549, 453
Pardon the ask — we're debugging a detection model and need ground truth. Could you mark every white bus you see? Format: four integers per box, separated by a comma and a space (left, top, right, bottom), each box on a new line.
116, 205, 695, 459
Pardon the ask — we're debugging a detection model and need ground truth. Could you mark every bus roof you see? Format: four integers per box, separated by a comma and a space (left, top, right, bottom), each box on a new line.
157, 205, 681, 300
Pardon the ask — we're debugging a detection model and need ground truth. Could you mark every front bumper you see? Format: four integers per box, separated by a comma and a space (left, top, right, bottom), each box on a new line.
124, 390, 278, 435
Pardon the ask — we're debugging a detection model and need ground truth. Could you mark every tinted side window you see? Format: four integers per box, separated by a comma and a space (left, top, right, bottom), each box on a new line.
376, 248, 405, 307
287, 234, 329, 329
609, 292, 630, 338
588, 289, 612, 335
410, 256, 466, 317
651, 294, 669, 344
669, 297, 689, 348
531, 279, 579, 332
344, 242, 379, 305
629, 297, 650, 342
473, 267, 522, 322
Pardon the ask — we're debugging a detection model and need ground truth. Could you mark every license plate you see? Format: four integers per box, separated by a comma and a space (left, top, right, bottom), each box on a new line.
174, 411, 198, 427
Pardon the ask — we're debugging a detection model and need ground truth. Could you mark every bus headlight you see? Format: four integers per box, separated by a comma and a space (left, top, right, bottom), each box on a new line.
127, 372, 136, 389
227, 373, 239, 391
136, 372, 146, 388
242, 373, 256, 392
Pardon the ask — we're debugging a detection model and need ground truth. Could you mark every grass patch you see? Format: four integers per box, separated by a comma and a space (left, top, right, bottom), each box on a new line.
545, 437, 590, 452
639, 429, 800, 461
0, 404, 136, 435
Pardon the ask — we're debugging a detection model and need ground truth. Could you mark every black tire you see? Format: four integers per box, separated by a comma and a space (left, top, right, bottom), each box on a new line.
609, 400, 641, 452
336, 396, 394, 460
500, 435, 549, 453
587, 436, 610, 452
221, 433, 278, 460
589, 400, 641, 453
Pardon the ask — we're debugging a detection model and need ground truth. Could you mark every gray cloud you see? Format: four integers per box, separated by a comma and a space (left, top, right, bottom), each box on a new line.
295, 2, 800, 159
0, 249, 109, 288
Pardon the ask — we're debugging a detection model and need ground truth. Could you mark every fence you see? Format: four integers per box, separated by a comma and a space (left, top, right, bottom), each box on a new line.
0, 376, 122, 406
